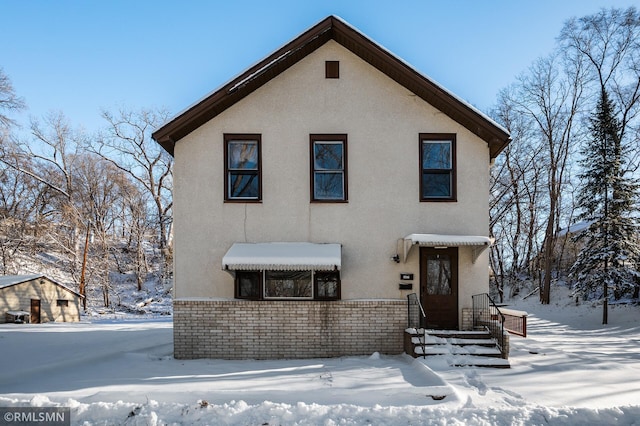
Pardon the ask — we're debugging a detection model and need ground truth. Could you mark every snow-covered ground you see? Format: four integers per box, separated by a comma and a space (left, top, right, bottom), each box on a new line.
1, 289, 639, 425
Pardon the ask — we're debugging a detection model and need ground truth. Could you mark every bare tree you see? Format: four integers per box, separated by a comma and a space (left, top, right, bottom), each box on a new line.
560, 7, 640, 165
560, 7, 640, 304
0, 67, 25, 130
490, 51, 585, 304
491, 85, 546, 301
0, 149, 48, 273
92, 107, 173, 281
0, 68, 29, 272
490, 7, 640, 306
122, 183, 151, 291
27, 112, 88, 267
518, 54, 585, 304
0, 70, 171, 309
0, 112, 93, 289
76, 154, 133, 305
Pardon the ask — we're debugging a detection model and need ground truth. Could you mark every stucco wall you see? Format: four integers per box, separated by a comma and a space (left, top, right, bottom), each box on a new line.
172, 41, 491, 323
0, 279, 81, 323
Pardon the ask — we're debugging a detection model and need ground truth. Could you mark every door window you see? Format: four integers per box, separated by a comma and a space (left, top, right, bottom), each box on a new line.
426, 254, 452, 295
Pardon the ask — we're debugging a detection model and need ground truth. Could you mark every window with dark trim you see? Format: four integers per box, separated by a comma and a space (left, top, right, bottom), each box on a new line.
310, 134, 348, 202
235, 270, 341, 300
314, 272, 341, 300
235, 271, 262, 299
420, 134, 456, 201
265, 271, 312, 299
224, 134, 261, 201
56, 299, 69, 307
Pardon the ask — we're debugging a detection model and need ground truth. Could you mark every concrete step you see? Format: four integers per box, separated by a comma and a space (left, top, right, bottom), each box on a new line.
406, 328, 494, 339
411, 336, 498, 347
425, 330, 494, 340
415, 344, 503, 357
404, 328, 510, 368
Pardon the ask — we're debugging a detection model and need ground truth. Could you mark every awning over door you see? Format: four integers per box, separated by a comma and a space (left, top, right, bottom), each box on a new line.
222, 242, 341, 271
402, 234, 492, 263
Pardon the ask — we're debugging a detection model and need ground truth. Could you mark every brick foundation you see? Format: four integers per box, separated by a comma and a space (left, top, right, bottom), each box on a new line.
173, 299, 406, 359
461, 308, 473, 330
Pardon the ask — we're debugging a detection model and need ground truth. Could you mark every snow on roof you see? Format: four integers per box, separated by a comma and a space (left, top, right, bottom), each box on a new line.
402, 234, 493, 263
404, 234, 492, 246
557, 220, 593, 237
0, 274, 44, 289
0, 274, 83, 297
222, 242, 341, 271
153, 16, 510, 158
330, 16, 509, 136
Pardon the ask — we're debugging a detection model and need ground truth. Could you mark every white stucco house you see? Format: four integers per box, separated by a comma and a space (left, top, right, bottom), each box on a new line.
152, 16, 510, 359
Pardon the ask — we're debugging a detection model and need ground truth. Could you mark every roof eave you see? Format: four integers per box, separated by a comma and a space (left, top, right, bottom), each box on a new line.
152, 16, 337, 156
152, 15, 510, 159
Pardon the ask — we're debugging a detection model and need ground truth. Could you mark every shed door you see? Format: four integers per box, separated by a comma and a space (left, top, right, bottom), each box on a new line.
30, 299, 41, 324
420, 247, 458, 329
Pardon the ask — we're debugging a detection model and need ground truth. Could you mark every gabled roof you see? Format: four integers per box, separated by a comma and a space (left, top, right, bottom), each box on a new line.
0, 274, 44, 288
0, 274, 83, 298
152, 15, 510, 158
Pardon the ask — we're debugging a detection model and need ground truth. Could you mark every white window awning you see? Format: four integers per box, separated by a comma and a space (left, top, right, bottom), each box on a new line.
402, 234, 493, 263
222, 242, 341, 271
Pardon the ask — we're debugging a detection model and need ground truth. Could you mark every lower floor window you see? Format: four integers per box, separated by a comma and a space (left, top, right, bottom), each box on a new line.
266, 271, 312, 298
237, 272, 261, 299
315, 272, 340, 299
235, 270, 340, 300
56, 299, 69, 307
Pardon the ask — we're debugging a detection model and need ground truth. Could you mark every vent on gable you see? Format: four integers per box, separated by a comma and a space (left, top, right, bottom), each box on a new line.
325, 61, 339, 79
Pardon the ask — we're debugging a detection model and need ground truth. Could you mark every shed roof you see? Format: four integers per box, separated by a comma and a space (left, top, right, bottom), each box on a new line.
222, 242, 341, 271
152, 16, 510, 158
402, 234, 493, 264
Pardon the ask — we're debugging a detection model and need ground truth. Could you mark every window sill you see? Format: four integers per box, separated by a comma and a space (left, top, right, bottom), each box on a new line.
224, 199, 262, 203
235, 298, 341, 302
420, 198, 457, 202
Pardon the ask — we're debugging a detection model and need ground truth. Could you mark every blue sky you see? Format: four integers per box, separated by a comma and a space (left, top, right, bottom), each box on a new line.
2, 0, 638, 135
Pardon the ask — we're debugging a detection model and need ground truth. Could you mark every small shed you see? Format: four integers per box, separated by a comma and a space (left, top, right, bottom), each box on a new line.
0, 274, 82, 323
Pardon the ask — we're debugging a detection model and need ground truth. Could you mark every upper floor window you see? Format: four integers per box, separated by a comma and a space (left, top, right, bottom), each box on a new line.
420, 134, 456, 201
224, 134, 261, 201
310, 134, 348, 202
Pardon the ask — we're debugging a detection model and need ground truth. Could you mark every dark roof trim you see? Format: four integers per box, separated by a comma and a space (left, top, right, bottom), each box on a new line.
152, 16, 510, 158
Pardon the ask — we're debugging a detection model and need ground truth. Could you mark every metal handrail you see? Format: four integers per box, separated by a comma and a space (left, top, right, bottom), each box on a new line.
472, 293, 505, 354
407, 293, 427, 357
407, 293, 426, 329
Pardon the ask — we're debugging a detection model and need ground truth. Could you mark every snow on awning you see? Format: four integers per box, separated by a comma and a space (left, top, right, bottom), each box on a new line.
222, 242, 341, 271
402, 234, 492, 263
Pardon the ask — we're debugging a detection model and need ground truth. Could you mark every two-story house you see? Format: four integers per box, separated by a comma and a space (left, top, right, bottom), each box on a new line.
152, 16, 510, 359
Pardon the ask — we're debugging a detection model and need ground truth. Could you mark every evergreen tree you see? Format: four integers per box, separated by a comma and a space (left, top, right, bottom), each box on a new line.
570, 89, 640, 324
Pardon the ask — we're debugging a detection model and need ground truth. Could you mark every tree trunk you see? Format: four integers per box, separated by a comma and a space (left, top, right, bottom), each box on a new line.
541, 203, 556, 305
